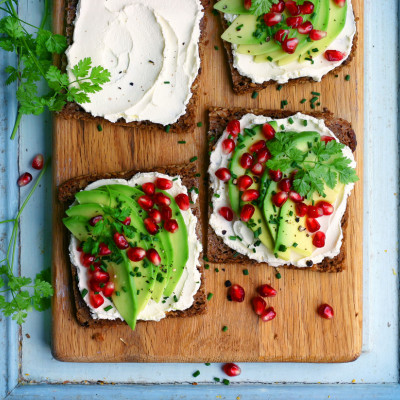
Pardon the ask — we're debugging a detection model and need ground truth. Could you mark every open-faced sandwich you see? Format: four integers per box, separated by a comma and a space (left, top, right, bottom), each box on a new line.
214, 0, 356, 92
60, 0, 209, 132
60, 165, 205, 330
207, 107, 358, 271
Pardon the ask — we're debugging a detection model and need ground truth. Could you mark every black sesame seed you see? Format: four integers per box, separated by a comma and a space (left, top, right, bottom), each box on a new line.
224, 280, 232, 288
306, 260, 313, 267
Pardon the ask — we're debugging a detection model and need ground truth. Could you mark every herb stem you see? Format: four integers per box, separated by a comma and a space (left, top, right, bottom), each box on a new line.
40, 0, 49, 29
10, 111, 22, 140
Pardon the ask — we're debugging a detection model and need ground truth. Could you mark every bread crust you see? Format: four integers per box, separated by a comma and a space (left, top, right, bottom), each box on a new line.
206, 107, 357, 272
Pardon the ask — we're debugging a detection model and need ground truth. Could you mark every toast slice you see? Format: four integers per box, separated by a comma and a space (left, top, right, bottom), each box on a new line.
58, 0, 210, 133
206, 107, 357, 272
58, 164, 206, 327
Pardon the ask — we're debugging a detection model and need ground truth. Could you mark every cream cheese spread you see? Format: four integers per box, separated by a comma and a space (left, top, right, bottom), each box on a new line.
208, 113, 356, 268
69, 172, 202, 322
66, 0, 203, 125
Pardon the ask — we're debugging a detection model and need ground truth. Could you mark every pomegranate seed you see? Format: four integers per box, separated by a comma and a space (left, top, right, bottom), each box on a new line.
80, 253, 95, 267
257, 284, 277, 297
160, 206, 172, 221
226, 119, 241, 137
240, 153, 254, 169
17, 172, 32, 187
249, 140, 266, 153
308, 205, 323, 218
102, 281, 115, 297
77, 244, 83, 252
244, 0, 252, 11
295, 202, 308, 217
324, 50, 345, 62
272, 191, 288, 207
113, 232, 129, 249
279, 178, 291, 192
92, 270, 110, 284
219, 207, 234, 222
241, 189, 260, 202
252, 296, 266, 315
154, 192, 171, 207
286, 16, 303, 28
333, 0, 346, 7
262, 122, 276, 140
299, 1, 314, 14
282, 37, 299, 54
306, 217, 321, 233
222, 138, 235, 155
98, 242, 111, 256
321, 135, 335, 144
285, 1, 300, 15
290, 169, 299, 181
127, 246, 146, 262
263, 12, 283, 27
164, 219, 179, 233
289, 190, 304, 203
142, 182, 156, 196
156, 177, 173, 190
146, 248, 161, 265
222, 363, 241, 377
271, 0, 285, 13
215, 167, 231, 182
237, 175, 253, 191
269, 169, 282, 182
261, 307, 276, 322
148, 208, 162, 224
138, 195, 154, 210
89, 215, 103, 226
31, 154, 44, 170
89, 292, 104, 308
89, 278, 102, 293
274, 28, 289, 43
318, 303, 334, 319
144, 217, 159, 235
309, 29, 327, 41
250, 162, 264, 176
122, 217, 131, 226
316, 201, 334, 216
228, 284, 245, 302
175, 193, 190, 211
256, 148, 271, 163
313, 231, 326, 248
240, 204, 255, 222
298, 21, 313, 34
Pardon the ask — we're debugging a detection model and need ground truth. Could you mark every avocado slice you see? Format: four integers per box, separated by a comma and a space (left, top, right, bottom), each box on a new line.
222, 14, 267, 45
63, 215, 93, 242
214, 0, 250, 15
66, 203, 104, 218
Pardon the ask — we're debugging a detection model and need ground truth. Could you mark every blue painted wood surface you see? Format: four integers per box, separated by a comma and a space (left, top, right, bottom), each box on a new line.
0, 0, 399, 398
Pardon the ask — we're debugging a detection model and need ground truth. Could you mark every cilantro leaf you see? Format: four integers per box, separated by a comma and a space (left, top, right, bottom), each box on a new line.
71, 57, 92, 79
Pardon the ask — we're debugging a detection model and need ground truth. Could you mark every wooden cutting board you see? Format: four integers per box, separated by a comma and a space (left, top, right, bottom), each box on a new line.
52, 0, 363, 362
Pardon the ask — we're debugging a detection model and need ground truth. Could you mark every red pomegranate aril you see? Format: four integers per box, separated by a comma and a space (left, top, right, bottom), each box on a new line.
164, 219, 179, 233
17, 172, 32, 187
81, 253, 95, 267
127, 246, 146, 262
175, 193, 190, 211
222, 138, 235, 154
298, 20, 313, 34
313, 231, 326, 248
144, 217, 159, 235
321, 135, 335, 144
295, 202, 308, 217
299, 1, 314, 14
32, 154, 44, 170
222, 363, 241, 377
122, 216, 131, 226
289, 190, 304, 203
153, 192, 171, 207
286, 16, 303, 28
333, 0, 346, 7
324, 49, 345, 62
316, 201, 334, 216
89, 292, 104, 308
306, 217, 321, 233
271, 0, 285, 13
226, 119, 241, 137
250, 162, 264, 176
240, 153, 254, 169
89, 215, 103, 226
272, 191, 288, 207
98, 242, 112, 256
156, 177, 173, 190
237, 175, 253, 191
309, 29, 327, 41
219, 207, 234, 222
240, 204, 255, 222
279, 178, 291, 192
215, 167, 231, 182
89, 278, 102, 293
148, 208, 162, 224
257, 147, 271, 163
308, 205, 323, 218
113, 232, 129, 249
159, 206, 172, 222
229, 284, 245, 302
274, 29, 289, 43
102, 281, 115, 297
138, 195, 154, 210
241, 189, 260, 202
92, 270, 110, 284
262, 122, 276, 140
263, 12, 283, 27
269, 169, 282, 182
252, 296, 266, 315
146, 248, 161, 265
142, 182, 156, 196
261, 307, 276, 322
285, 1, 300, 15
249, 140, 266, 153
318, 303, 334, 319
282, 37, 299, 54
244, 0, 252, 11
257, 284, 277, 297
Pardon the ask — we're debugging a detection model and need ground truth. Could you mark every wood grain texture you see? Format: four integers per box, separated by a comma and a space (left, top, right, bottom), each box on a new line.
51, 0, 363, 362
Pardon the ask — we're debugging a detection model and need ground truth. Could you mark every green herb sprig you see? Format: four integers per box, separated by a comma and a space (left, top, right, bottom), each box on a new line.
249, 0, 279, 16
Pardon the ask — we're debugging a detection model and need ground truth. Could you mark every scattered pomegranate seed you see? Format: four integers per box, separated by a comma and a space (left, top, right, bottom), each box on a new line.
122, 217, 131, 226
222, 363, 241, 377
282, 37, 299, 53
92, 270, 110, 284
307, 205, 323, 218
324, 50, 345, 62
113, 232, 129, 249
299, 1, 314, 14
262, 123, 275, 141
274, 29, 289, 43
215, 167, 231, 182
17, 172, 32, 187
316, 201, 334, 216
228, 284, 245, 302
102, 281, 115, 297
321, 135, 335, 144
289, 190, 304, 203
164, 219, 179, 233
31, 154, 44, 170
313, 231, 326, 248
175, 193, 190, 211
244, 0, 252, 11
250, 162, 264, 176
279, 179, 291, 192
309, 29, 327, 41
263, 12, 283, 27
261, 307, 276, 322
137, 195, 154, 210
159, 206, 172, 222
240, 204, 255, 222
222, 138, 235, 154
240, 153, 254, 169
241, 189, 260, 202
249, 140, 266, 153
318, 303, 334, 319
271, 0, 285, 13
333, 0, 346, 7
226, 119, 241, 137
146, 248, 161, 265
89, 278, 102, 293
144, 217, 159, 235
142, 182, 156, 196
306, 217, 321, 233
298, 20, 313, 34
156, 177, 173, 190
127, 246, 146, 262
98, 242, 112, 256
252, 296, 266, 315
148, 208, 162, 224
237, 175, 253, 191
257, 284, 277, 297
285, 1, 300, 15
272, 191, 288, 207
269, 169, 282, 182
153, 192, 171, 207
290, 169, 299, 181
256, 147, 271, 163
80, 253, 95, 267
295, 202, 308, 217
219, 207, 234, 222
90, 292, 104, 308
89, 215, 103, 226
286, 16, 303, 28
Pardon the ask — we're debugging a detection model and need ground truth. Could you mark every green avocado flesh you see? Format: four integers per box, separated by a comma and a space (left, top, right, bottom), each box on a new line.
62, 181, 190, 330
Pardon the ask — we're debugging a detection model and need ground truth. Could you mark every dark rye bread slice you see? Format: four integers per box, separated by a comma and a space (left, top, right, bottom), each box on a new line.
216, 1, 358, 94
58, 0, 210, 133
58, 164, 206, 327
206, 107, 357, 272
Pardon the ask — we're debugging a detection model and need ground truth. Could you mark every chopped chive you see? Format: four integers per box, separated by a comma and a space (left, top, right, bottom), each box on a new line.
104, 305, 113, 312
164, 81, 170, 84
289, 210, 293, 216
288, 117, 294, 124
251, 91, 259, 99
345, 74, 351, 81
243, 269, 249, 275
197, 122, 203, 127
193, 370, 200, 378
203, 256, 209, 262
165, 125, 171, 133
267, 56, 273, 62
214, 45, 219, 50
223, 379, 230, 385
303, 120, 308, 126
222, 325, 228, 332
94, 291, 100, 295
97, 125, 103, 132
311, 91, 320, 96
214, 193, 220, 198
280, 100, 288, 109
205, 363, 211, 366
312, 48, 319, 52
115, 291, 120, 296
173, 295, 178, 302
277, 84, 283, 91
228, 235, 237, 240
310, 96, 319, 104
212, 9, 219, 16
205, 264, 210, 269
190, 156, 198, 162
215, 268, 219, 272
214, 377, 220, 382
81, 289, 88, 297
195, 173, 201, 177
276, 272, 282, 279
122, 286, 127, 293
207, 293, 213, 301
300, 98, 307, 104
178, 140, 186, 144
293, 242, 298, 248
